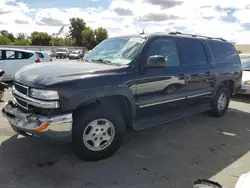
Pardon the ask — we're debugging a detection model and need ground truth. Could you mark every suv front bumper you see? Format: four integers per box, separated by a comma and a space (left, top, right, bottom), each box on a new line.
2, 101, 72, 141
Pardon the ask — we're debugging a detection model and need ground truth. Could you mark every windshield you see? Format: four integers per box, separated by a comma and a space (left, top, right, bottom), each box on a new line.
72, 51, 80, 54
57, 49, 67, 52
83, 37, 145, 65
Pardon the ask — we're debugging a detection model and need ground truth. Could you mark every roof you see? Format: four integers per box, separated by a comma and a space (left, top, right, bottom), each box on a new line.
0, 47, 36, 53
111, 31, 226, 42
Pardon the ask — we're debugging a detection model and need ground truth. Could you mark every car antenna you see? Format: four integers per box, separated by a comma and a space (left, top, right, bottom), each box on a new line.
140, 29, 145, 35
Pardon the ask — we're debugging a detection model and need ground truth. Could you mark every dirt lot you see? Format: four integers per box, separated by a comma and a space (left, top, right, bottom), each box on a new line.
0, 87, 250, 188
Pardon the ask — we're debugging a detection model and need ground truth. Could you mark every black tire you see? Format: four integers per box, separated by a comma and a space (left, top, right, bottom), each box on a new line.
72, 105, 125, 161
209, 85, 230, 117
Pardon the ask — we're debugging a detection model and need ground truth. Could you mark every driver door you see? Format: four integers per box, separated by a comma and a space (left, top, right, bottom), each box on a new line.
135, 36, 187, 118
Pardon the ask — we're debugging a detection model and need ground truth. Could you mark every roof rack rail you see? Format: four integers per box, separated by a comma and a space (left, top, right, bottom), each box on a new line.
169, 31, 226, 41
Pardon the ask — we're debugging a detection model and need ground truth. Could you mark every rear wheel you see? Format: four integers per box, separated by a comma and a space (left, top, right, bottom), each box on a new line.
72, 105, 125, 161
210, 86, 230, 117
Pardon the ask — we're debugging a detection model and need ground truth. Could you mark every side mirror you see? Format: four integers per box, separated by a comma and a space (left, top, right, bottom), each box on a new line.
143, 55, 166, 69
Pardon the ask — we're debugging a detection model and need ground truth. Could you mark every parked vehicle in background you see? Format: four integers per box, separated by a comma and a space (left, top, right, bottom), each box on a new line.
0, 48, 41, 81
55, 48, 69, 59
69, 50, 83, 59
35, 51, 52, 62
2, 32, 242, 161
0, 70, 8, 99
239, 53, 250, 61
238, 59, 250, 94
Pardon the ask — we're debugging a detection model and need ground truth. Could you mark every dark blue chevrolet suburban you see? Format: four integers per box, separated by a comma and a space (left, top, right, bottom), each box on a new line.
2, 32, 242, 161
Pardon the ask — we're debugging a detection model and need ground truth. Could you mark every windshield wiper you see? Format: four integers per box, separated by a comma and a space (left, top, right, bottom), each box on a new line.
91, 59, 112, 64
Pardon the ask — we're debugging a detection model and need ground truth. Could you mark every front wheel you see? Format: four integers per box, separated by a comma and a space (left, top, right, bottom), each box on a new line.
209, 86, 230, 117
72, 105, 125, 161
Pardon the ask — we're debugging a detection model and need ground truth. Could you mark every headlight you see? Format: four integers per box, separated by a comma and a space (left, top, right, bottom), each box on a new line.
30, 88, 59, 100
245, 80, 250, 85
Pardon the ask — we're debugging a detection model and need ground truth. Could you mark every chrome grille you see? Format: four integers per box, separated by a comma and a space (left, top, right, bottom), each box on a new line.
14, 82, 28, 95
13, 82, 29, 110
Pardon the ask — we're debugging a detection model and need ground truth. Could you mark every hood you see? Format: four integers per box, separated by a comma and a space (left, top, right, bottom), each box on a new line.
14, 62, 120, 87
242, 71, 250, 82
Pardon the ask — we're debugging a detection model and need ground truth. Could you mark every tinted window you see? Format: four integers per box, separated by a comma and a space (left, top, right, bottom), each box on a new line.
146, 38, 181, 67
207, 40, 239, 63
5, 51, 33, 60
36, 52, 44, 58
178, 38, 208, 65
16, 52, 33, 59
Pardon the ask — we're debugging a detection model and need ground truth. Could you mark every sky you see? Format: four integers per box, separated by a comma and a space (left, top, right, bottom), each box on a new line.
0, 0, 250, 44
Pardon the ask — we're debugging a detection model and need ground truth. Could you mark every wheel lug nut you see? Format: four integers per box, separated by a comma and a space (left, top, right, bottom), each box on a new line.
103, 133, 106, 136
101, 128, 104, 131
95, 129, 99, 132
94, 137, 98, 141
100, 137, 103, 140
92, 133, 96, 136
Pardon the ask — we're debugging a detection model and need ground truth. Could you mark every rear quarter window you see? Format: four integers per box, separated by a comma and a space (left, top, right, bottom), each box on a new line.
35, 52, 44, 58
207, 40, 240, 64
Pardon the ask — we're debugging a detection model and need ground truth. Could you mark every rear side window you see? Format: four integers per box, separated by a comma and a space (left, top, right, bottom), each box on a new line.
36, 52, 44, 58
177, 38, 208, 66
16, 52, 33, 59
207, 40, 239, 63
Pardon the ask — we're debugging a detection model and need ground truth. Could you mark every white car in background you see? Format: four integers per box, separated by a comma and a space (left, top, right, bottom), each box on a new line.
0, 48, 41, 81
35, 51, 52, 62
239, 59, 250, 94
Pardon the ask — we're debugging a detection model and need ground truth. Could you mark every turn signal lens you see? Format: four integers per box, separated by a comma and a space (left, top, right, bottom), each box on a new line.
35, 121, 49, 132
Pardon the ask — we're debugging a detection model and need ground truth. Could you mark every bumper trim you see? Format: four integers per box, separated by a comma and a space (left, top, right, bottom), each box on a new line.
13, 88, 60, 109
2, 101, 72, 141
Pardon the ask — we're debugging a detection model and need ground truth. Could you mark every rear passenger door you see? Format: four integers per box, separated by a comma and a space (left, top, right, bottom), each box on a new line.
4, 50, 34, 80
177, 38, 214, 106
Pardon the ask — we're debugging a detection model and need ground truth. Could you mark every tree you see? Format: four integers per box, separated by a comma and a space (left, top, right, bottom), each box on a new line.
52, 37, 65, 46
82, 27, 95, 50
30, 32, 52, 46
94, 27, 108, 46
0, 30, 15, 42
0, 35, 10, 45
64, 37, 75, 46
16, 33, 26, 40
69, 18, 86, 46
13, 39, 31, 46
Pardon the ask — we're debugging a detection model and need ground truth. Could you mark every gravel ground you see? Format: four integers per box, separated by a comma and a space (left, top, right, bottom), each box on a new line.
0, 64, 250, 188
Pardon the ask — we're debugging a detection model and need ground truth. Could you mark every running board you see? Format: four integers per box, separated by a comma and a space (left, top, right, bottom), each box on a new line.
132, 104, 211, 131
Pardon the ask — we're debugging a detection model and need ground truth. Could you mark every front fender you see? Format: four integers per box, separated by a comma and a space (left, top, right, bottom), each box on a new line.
67, 86, 136, 119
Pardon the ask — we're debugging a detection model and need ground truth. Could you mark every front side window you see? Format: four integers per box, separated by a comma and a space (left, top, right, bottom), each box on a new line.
83, 37, 146, 65
146, 38, 181, 67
